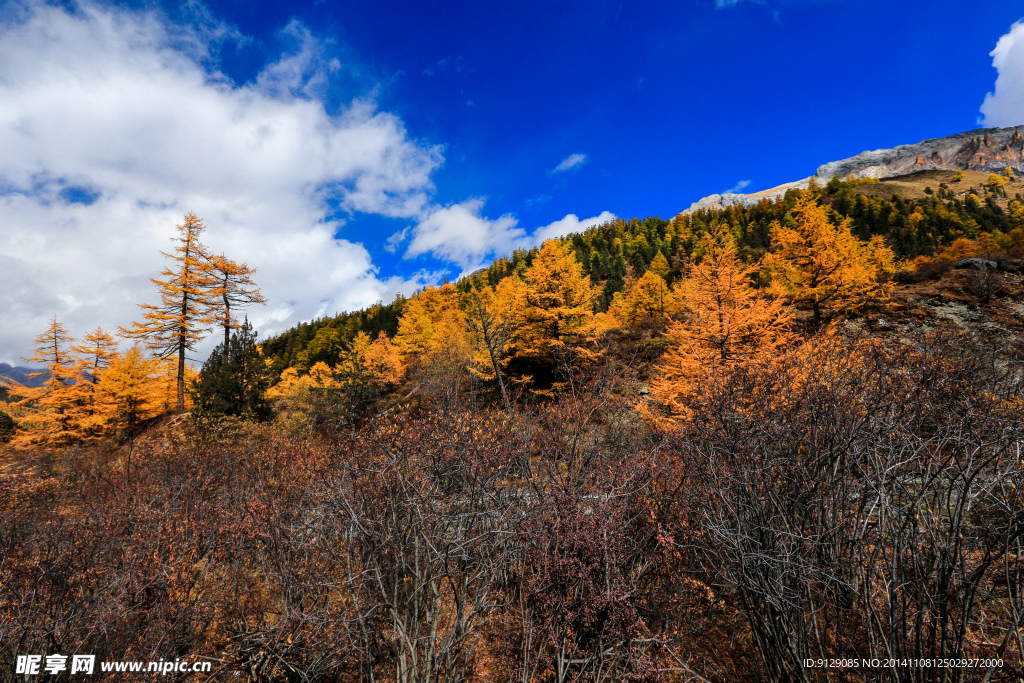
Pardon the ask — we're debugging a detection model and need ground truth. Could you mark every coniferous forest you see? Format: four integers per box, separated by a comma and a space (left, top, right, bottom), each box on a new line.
2, 170, 1024, 681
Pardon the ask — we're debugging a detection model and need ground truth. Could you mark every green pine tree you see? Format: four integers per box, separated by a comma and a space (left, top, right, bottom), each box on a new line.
190, 318, 272, 421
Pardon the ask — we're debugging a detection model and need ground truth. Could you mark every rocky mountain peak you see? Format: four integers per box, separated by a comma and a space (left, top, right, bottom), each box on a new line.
685, 124, 1024, 214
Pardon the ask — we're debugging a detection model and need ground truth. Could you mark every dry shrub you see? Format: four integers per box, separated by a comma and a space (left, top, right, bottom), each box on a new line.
658, 328, 1024, 682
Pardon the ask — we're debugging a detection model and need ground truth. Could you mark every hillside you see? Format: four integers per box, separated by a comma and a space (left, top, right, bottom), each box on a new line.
5, 127, 1024, 682
264, 147, 1024, 371
5, 258, 1023, 681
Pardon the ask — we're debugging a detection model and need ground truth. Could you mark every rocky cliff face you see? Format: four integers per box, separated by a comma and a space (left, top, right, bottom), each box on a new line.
685, 125, 1024, 213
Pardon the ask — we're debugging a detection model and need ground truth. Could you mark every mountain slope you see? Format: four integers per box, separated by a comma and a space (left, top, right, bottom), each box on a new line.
0, 363, 45, 389
687, 125, 1024, 213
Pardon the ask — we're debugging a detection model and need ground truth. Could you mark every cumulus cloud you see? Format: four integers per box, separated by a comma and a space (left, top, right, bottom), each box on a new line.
405, 199, 526, 272
980, 20, 1024, 128
723, 179, 752, 193
532, 211, 617, 244
0, 0, 619, 364
0, 0, 442, 363
552, 153, 588, 173
405, 202, 617, 273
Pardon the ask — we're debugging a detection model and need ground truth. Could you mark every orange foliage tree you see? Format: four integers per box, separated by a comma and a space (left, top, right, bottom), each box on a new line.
95, 345, 163, 434
650, 223, 793, 423
768, 192, 896, 329
206, 253, 267, 351
66, 327, 120, 441
121, 213, 219, 410
395, 284, 468, 359
395, 283, 472, 402
463, 275, 527, 410
520, 240, 598, 365
12, 316, 77, 445
340, 330, 405, 390
363, 331, 404, 388
618, 265, 677, 324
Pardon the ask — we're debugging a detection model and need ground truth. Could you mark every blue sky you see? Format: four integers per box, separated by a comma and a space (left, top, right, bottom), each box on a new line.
2, 0, 1024, 362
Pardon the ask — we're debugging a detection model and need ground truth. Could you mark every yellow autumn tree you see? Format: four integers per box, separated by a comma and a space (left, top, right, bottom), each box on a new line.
767, 192, 896, 329
206, 253, 267, 351
65, 328, 120, 441
335, 331, 404, 389
649, 223, 794, 424
463, 275, 527, 409
95, 346, 163, 434
364, 331, 404, 389
121, 212, 218, 410
648, 251, 671, 279
520, 240, 598, 364
620, 269, 677, 324
395, 284, 472, 401
1007, 200, 1024, 251
149, 357, 193, 414
394, 284, 468, 358
12, 317, 78, 445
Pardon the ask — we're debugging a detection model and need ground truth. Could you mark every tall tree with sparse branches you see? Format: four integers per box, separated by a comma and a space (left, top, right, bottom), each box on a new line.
206, 252, 267, 353
120, 212, 218, 411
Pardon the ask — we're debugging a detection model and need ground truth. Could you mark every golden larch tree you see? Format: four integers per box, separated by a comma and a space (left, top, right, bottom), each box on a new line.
649, 223, 793, 423
394, 284, 468, 360
620, 269, 677, 324
394, 284, 472, 401
364, 331, 404, 389
66, 327, 120, 440
767, 192, 896, 329
13, 316, 77, 444
648, 251, 671, 279
463, 275, 527, 410
121, 212, 219, 410
520, 240, 598, 362
96, 345, 163, 434
206, 253, 267, 352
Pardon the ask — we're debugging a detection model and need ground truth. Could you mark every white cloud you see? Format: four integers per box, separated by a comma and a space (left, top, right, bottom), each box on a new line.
384, 226, 410, 253
405, 201, 617, 273
0, 0, 441, 363
0, 1, 622, 364
405, 199, 526, 272
552, 153, 588, 173
723, 179, 752, 194
980, 20, 1024, 128
532, 211, 617, 244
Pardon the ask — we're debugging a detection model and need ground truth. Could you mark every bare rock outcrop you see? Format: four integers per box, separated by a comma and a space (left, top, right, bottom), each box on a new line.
685, 125, 1024, 214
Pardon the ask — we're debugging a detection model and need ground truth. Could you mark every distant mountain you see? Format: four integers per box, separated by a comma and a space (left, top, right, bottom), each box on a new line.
0, 375, 21, 403
0, 362, 46, 388
687, 124, 1024, 213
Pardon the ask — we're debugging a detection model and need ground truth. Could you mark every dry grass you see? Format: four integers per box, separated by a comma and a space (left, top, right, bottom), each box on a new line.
853, 169, 1024, 205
